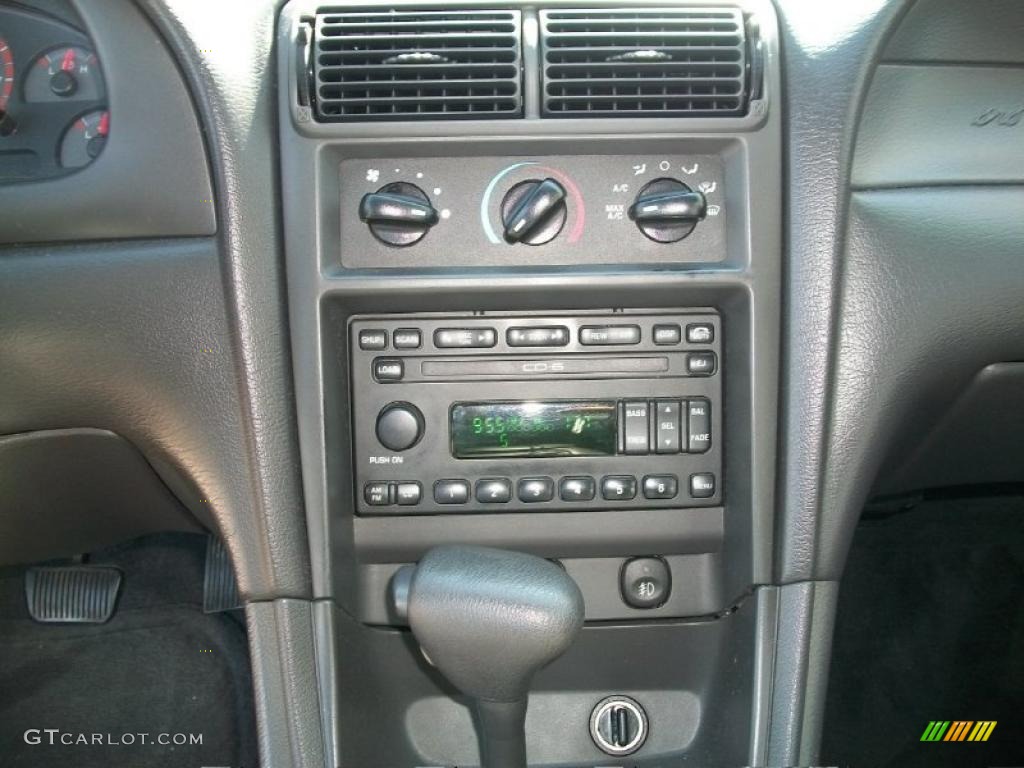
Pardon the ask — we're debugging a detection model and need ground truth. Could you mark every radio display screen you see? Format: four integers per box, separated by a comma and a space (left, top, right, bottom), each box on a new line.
450, 401, 617, 459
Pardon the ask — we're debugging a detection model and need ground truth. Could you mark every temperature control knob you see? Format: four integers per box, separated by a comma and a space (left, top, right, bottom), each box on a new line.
628, 178, 707, 243
500, 178, 567, 245
359, 182, 439, 247
376, 402, 424, 452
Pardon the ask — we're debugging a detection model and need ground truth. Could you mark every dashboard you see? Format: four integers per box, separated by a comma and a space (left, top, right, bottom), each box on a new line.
1, 0, 1022, 766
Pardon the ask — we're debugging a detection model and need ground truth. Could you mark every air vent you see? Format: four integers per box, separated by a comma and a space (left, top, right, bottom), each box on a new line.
313, 9, 523, 121
540, 8, 749, 118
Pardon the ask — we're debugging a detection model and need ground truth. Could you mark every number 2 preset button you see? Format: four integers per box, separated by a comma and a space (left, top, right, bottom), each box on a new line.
475, 478, 512, 503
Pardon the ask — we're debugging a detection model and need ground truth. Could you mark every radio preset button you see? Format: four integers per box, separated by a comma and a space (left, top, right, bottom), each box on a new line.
434, 328, 497, 348
507, 326, 569, 347
653, 324, 682, 345
687, 398, 711, 453
434, 479, 471, 504
623, 401, 650, 455
476, 478, 512, 503
686, 323, 715, 344
393, 328, 422, 349
373, 358, 404, 382
601, 475, 637, 501
395, 482, 422, 506
359, 329, 387, 351
654, 400, 682, 454
560, 477, 596, 501
690, 473, 716, 498
518, 477, 555, 502
687, 352, 717, 376
364, 482, 391, 506
643, 474, 679, 500
579, 325, 641, 345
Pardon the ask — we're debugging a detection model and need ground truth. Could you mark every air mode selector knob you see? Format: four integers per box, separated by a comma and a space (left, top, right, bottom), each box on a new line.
359, 182, 439, 247
500, 178, 567, 245
376, 402, 424, 452
628, 178, 707, 243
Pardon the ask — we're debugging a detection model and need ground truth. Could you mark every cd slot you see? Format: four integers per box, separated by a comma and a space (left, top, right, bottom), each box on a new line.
417, 354, 676, 381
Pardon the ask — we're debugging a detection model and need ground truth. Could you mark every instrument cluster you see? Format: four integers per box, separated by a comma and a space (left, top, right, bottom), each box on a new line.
0, 5, 108, 184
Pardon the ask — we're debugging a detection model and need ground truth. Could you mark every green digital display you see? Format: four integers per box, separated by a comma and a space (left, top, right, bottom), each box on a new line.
451, 401, 617, 459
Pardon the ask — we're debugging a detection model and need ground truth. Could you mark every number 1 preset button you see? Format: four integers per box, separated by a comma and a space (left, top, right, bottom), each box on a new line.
434, 479, 470, 504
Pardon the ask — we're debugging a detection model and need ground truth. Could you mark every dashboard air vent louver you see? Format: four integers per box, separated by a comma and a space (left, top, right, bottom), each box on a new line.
540, 8, 748, 118
313, 9, 523, 121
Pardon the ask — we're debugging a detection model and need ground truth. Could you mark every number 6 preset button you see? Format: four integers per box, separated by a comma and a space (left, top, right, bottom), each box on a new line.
642, 474, 679, 500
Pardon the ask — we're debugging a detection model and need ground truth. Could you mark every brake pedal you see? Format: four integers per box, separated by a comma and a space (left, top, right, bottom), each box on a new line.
203, 535, 241, 613
25, 566, 121, 624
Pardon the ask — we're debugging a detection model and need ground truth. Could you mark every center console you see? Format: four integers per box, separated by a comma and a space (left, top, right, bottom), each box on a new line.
277, 0, 782, 765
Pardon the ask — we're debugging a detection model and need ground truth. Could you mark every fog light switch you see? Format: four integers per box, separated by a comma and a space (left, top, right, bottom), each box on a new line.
621, 557, 671, 609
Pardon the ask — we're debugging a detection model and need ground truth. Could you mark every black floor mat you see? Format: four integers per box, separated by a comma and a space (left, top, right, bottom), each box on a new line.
821, 494, 1024, 768
0, 533, 258, 768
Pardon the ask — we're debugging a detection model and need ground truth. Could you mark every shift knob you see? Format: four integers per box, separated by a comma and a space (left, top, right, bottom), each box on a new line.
391, 546, 584, 768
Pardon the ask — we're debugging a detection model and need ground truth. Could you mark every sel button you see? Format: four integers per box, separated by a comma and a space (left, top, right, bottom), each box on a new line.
654, 400, 681, 454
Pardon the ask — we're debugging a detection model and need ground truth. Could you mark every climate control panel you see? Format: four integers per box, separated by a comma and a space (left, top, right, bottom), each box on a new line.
338, 155, 727, 269
349, 310, 723, 515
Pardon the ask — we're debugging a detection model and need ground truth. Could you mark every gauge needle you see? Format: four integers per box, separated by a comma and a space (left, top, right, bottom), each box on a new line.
97, 112, 110, 136
61, 48, 76, 72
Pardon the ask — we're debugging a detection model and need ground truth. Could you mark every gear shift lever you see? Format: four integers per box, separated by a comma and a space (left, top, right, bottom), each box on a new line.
390, 546, 584, 768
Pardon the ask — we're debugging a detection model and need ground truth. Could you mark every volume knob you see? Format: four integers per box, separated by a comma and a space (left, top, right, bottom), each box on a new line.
376, 402, 424, 452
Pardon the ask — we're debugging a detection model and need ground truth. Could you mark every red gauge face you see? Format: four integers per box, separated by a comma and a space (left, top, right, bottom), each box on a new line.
0, 37, 14, 111
59, 108, 108, 168
24, 45, 102, 103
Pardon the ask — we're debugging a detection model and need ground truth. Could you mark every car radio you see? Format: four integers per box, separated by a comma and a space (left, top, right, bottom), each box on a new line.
350, 311, 722, 515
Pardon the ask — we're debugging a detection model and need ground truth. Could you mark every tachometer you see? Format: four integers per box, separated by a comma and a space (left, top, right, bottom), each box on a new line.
0, 36, 14, 112
59, 109, 108, 168
24, 45, 103, 102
